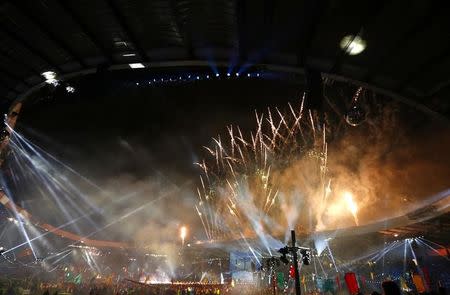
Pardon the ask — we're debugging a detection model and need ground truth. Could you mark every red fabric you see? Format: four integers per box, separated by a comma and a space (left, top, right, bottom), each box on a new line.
289, 265, 295, 279
422, 267, 431, 290
345, 272, 359, 295
336, 275, 342, 290
360, 275, 366, 290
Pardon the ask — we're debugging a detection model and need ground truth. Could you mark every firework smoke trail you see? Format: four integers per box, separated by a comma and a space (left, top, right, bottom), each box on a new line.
195, 93, 332, 246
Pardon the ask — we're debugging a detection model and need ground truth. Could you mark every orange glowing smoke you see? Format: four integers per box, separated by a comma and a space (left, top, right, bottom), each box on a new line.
343, 191, 359, 226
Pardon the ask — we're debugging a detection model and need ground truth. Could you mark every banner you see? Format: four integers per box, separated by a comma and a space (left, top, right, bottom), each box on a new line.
277, 272, 285, 289
344, 272, 359, 295
412, 274, 426, 293
336, 275, 342, 290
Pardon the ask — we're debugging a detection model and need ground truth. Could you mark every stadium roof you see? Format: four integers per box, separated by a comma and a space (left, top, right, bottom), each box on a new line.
0, 0, 449, 115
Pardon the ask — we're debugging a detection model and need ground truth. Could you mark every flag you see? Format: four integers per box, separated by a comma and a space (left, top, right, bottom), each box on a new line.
277, 272, 285, 289
73, 274, 82, 285
344, 272, 359, 295
412, 274, 426, 293
422, 267, 431, 291
360, 275, 366, 290
336, 275, 342, 290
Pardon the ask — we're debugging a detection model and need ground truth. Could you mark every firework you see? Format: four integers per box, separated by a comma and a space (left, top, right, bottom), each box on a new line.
195, 93, 338, 243
343, 191, 359, 226
180, 226, 187, 246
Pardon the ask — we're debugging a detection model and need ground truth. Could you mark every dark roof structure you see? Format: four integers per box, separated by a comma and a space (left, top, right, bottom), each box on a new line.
0, 0, 449, 116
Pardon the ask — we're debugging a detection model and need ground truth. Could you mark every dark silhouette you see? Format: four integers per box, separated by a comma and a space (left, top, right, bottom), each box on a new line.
382, 281, 401, 295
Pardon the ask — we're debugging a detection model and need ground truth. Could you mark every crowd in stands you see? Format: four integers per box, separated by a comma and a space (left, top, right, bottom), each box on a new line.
0, 278, 447, 295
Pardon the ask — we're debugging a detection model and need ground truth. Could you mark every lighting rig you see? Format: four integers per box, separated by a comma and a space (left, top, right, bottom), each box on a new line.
41, 71, 76, 94
135, 70, 264, 87
277, 230, 311, 295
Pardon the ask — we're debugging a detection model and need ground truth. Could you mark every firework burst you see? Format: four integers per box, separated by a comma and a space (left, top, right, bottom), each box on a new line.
194, 92, 355, 243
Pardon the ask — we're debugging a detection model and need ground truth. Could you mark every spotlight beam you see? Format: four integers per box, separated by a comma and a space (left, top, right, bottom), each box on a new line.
417, 238, 450, 262
326, 244, 339, 272
408, 240, 429, 292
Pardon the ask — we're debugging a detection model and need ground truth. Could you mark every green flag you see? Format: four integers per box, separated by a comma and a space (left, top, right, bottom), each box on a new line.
73, 274, 82, 285
323, 278, 335, 293
277, 272, 285, 289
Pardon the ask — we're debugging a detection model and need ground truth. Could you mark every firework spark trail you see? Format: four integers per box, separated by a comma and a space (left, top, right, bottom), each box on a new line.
195, 205, 210, 240
196, 186, 212, 240
201, 174, 219, 239
195, 93, 334, 244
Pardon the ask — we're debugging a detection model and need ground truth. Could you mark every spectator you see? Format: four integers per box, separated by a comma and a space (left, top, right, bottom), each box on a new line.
382, 281, 401, 295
